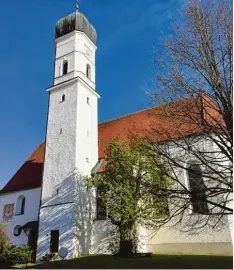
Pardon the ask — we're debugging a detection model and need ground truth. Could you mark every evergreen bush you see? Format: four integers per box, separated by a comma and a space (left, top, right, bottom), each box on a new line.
5, 245, 32, 266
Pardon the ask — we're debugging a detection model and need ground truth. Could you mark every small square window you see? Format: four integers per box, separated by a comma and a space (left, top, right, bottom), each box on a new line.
86, 158, 89, 163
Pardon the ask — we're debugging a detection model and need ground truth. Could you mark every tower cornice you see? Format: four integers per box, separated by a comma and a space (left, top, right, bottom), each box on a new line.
46, 76, 100, 98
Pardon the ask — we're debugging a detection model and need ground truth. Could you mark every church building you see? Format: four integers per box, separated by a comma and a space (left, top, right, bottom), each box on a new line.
0, 6, 232, 261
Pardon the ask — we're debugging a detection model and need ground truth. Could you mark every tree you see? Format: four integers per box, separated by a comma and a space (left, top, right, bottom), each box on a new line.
0, 225, 32, 267
88, 137, 172, 256
147, 0, 232, 230
0, 225, 9, 266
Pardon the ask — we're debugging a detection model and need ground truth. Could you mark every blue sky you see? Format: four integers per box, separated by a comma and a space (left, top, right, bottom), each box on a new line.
0, 0, 184, 188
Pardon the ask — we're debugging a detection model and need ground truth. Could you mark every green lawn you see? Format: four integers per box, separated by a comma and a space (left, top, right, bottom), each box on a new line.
20, 254, 233, 269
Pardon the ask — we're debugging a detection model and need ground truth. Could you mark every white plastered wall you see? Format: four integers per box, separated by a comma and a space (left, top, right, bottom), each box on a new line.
144, 136, 232, 254
0, 188, 41, 246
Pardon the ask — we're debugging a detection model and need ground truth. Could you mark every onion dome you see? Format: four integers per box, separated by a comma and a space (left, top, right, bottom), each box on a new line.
55, 10, 97, 45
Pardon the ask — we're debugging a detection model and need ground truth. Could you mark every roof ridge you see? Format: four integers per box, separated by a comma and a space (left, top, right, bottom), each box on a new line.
26, 141, 44, 161
99, 106, 156, 126
98, 93, 207, 126
98, 95, 198, 126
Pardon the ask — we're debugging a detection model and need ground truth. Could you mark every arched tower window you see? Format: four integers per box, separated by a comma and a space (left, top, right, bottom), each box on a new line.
187, 164, 209, 214
62, 61, 68, 75
86, 64, 91, 79
15, 195, 26, 215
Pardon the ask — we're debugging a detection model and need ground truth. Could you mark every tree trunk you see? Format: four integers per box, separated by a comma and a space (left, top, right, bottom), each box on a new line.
118, 226, 137, 257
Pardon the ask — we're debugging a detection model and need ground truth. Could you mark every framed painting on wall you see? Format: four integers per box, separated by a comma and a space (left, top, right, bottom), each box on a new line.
3, 204, 14, 220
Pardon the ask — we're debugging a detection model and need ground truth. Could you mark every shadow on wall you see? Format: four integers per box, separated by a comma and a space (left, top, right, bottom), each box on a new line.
73, 169, 116, 255
37, 169, 81, 260
41, 169, 77, 207
37, 168, 115, 261
92, 220, 117, 254
37, 202, 75, 259
160, 164, 231, 237
73, 169, 95, 255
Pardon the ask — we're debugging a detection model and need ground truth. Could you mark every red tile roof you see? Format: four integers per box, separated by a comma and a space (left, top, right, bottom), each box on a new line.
1, 95, 218, 193
97, 96, 206, 172
0, 142, 45, 194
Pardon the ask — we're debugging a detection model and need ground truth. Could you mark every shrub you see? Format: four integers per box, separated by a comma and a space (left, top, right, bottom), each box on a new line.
0, 229, 9, 268
6, 245, 32, 267
39, 253, 58, 262
0, 225, 32, 267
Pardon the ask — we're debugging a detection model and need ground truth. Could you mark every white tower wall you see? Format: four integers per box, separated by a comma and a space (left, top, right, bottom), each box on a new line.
37, 27, 100, 260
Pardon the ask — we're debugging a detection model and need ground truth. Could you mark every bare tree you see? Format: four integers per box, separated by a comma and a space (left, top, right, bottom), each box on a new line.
147, 0, 233, 230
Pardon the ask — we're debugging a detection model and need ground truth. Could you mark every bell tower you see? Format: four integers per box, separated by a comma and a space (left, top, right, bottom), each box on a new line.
36, 6, 100, 260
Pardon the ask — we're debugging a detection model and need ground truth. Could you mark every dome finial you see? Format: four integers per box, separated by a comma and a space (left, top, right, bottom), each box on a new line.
75, 0, 79, 12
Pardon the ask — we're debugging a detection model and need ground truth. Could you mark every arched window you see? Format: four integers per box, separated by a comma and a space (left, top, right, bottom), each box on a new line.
188, 164, 209, 214
15, 195, 26, 215
61, 94, 65, 102
86, 64, 91, 79
62, 61, 68, 75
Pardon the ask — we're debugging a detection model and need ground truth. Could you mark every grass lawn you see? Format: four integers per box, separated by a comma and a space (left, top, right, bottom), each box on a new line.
18, 254, 233, 269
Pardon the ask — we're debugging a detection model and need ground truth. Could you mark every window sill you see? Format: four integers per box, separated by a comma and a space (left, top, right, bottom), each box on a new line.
15, 213, 24, 216
54, 71, 73, 79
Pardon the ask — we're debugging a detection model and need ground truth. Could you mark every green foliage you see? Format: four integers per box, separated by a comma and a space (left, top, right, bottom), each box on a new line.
88, 136, 172, 254
5, 245, 32, 266
0, 230, 9, 267
39, 253, 59, 262
0, 226, 32, 267
0, 243, 32, 267
89, 137, 172, 227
